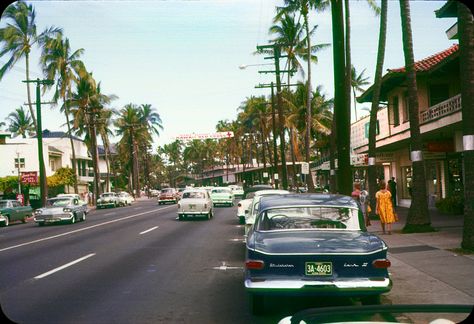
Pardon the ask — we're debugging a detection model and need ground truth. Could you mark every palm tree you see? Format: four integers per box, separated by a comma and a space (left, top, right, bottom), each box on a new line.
40, 34, 86, 193
458, 0, 474, 250
0, 1, 62, 130
96, 108, 115, 192
275, 0, 329, 191
367, 0, 388, 216
399, 0, 431, 232
351, 65, 370, 121
139, 104, 163, 138
6, 106, 34, 138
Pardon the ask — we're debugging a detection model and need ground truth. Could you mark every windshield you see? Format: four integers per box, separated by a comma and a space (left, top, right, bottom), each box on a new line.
46, 198, 73, 207
0, 201, 8, 208
161, 189, 173, 194
101, 193, 115, 198
255, 206, 360, 231
212, 188, 231, 194
183, 192, 205, 199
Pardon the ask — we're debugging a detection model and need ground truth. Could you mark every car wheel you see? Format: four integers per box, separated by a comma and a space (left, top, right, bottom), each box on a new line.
249, 294, 264, 315
360, 295, 381, 305
81, 212, 86, 222
207, 212, 211, 220
178, 214, 183, 221
70, 214, 76, 224
22, 215, 28, 223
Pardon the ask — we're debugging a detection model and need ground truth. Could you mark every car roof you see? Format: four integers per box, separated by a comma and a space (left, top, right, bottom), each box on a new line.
258, 193, 359, 211
254, 189, 290, 197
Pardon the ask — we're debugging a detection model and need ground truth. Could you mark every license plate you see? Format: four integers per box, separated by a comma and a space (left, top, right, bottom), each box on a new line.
305, 262, 332, 276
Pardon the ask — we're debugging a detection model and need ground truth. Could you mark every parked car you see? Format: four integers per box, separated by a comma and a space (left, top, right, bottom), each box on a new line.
158, 188, 180, 205
237, 184, 274, 224
244, 189, 290, 236
228, 185, 244, 199
245, 193, 392, 315
56, 193, 88, 212
117, 191, 134, 206
210, 187, 234, 207
177, 189, 213, 220
97, 192, 120, 209
0, 200, 33, 227
34, 196, 87, 226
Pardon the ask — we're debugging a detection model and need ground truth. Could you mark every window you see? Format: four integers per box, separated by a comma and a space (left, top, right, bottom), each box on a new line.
429, 84, 450, 106
364, 120, 380, 139
14, 157, 25, 169
390, 96, 400, 126
403, 91, 410, 122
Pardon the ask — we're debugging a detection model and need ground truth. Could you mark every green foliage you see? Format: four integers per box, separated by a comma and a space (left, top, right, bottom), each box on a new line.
435, 195, 464, 215
0, 176, 19, 194
47, 167, 77, 187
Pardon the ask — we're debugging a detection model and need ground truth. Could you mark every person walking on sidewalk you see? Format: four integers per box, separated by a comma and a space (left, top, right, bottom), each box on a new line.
388, 177, 397, 207
376, 180, 396, 234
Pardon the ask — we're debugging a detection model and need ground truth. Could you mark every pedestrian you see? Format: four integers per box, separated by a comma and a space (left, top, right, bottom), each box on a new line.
351, 182, 361, 201
375, 180, 396, 235
359, 187, 371, 227
388, 177, 397, 207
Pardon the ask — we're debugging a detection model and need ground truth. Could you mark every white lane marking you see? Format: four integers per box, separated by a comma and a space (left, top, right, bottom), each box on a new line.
212, 261, 243, 271
104, 212, 114, 216
34, 253, 96, 279
0, 205, 175, 253
139, 226, 159, 235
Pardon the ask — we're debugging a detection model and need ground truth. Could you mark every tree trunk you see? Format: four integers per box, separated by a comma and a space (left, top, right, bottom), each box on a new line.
331, 0, 351, 196
304, 14, 315, 192
329, 117, 337, 193
368, 0, 387, 217
345, 0, 352, 125
400, 0, 432, 231
458, 2, 474, 249
64, 90, 79, 194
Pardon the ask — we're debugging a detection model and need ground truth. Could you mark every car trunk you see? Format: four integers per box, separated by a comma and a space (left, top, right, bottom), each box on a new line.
180, 198, 208, 213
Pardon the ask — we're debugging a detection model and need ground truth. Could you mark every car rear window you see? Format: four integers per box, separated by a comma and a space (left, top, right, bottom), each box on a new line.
183, 192, 205, 199
256, 206, 360, 231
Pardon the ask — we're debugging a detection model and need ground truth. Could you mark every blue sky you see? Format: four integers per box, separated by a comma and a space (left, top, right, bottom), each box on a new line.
0, 0, 457, 149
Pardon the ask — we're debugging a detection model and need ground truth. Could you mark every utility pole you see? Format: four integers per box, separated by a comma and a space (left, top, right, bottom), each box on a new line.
256, 44, 296, 190
22, 78, 54, 207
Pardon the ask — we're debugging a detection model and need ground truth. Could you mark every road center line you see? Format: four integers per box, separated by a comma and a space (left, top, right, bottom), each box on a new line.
0, 205, 175, 253
139, 226, 159, 235
34, 253, 96, 279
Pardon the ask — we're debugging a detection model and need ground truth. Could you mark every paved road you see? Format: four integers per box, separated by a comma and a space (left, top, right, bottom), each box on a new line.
3, 199, 465, 323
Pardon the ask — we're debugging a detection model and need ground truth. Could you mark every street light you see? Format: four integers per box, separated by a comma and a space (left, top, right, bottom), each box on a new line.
238, 63, 273, 70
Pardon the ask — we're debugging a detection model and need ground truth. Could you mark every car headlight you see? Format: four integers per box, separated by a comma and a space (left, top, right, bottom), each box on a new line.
34, 209, 43, 214
63, 208, 72, 213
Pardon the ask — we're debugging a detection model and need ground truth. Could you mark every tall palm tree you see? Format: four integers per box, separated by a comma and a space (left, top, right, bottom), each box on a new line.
96, 108, 115, 192
139, 103, 163, 138
399, 0, 431, 231
351, 65, 370, 121
0, 1, 62, 130
458, 0, 474, 250
6, 106, 34, 138
40, 34, 86, 193
275, 0, 329, 191
367, 0, 388, 215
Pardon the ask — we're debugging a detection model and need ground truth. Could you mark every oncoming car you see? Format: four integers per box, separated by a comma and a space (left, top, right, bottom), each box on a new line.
158, 188, 180, 205
177, 189, 213, 220
34, 197, 87, 226
245, 194, 392, 314
97, 192, 120, 208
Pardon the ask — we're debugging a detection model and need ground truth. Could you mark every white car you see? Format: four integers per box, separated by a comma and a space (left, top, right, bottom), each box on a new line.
177, 189, 213, 220
56, 193, 87, 208
117, 191, 134, 206
244, 189, 290, 236
97, 192, 120, 208
228, 185, 244, 199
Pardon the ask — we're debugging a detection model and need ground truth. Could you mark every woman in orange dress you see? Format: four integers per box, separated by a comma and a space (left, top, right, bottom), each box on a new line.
375, 180, 396, 234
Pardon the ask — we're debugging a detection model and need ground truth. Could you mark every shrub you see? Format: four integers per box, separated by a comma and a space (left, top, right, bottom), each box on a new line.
435, 195, 464, 215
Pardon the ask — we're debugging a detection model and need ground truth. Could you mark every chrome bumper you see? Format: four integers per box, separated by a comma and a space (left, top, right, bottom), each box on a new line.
245, 278, 391, 291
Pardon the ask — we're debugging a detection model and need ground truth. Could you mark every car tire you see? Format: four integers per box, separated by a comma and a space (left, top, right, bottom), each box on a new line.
360, 295, 381, 305
81, 212, 86, 222
249, 294, 264, 315
207, 212, 211, 220
70, 214, 76, 224
178, 214, 183, 221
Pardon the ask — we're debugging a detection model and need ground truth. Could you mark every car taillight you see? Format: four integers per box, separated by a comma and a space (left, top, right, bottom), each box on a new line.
372, 259, 391, 269
246, 260, 265, 270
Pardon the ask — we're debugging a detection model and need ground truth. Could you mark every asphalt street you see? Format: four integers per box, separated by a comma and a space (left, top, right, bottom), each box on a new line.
1, 199, 470, 323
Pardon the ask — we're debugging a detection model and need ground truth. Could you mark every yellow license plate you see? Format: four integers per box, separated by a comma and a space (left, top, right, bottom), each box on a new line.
305, 262, 332, 276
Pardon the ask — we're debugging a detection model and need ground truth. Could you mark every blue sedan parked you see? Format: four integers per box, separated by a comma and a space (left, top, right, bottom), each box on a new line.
245, 194, 392, 314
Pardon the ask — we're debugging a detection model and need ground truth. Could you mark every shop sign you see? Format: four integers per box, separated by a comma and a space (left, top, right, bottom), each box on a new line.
21, 171, 38, 184
425, 140, 454, 152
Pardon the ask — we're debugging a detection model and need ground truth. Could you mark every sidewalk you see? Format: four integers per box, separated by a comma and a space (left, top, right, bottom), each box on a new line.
368, 207, 474, 322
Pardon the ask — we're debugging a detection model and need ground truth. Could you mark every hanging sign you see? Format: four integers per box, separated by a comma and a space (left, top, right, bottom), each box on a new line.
175, 131, 234, 140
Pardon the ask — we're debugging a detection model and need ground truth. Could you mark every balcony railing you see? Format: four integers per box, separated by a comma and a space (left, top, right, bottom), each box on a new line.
419, 94, 461, 125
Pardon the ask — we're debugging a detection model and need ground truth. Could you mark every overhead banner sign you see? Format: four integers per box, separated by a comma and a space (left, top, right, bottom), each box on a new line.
175, 131, 234, 141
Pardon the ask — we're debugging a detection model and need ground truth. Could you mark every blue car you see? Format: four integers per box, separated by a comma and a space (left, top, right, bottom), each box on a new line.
245, 194, 392, 314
